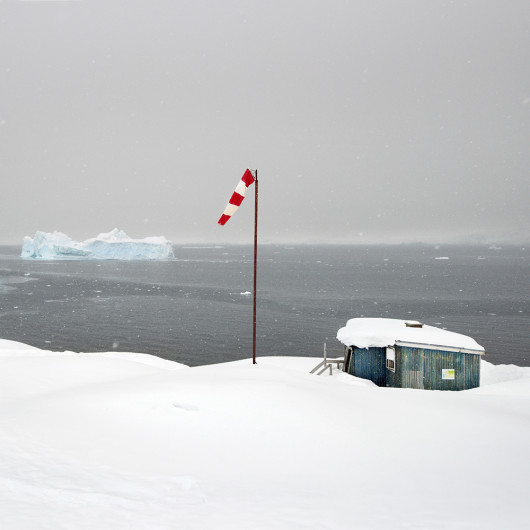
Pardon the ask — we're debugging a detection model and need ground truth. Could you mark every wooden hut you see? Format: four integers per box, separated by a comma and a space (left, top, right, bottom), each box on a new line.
337, 318, 484, 390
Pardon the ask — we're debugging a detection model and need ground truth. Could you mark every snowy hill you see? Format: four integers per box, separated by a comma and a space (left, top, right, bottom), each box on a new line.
0, 341, 529, 529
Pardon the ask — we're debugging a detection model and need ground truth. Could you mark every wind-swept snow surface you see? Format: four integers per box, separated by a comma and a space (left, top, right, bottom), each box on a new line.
21, 229, 174, 260
0, 342, 529, 529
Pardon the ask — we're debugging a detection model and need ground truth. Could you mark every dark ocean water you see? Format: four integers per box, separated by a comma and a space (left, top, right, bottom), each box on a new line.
0, 244, 528, 367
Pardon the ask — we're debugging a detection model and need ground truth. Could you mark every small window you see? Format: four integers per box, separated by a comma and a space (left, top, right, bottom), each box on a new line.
386, 347, 395, 372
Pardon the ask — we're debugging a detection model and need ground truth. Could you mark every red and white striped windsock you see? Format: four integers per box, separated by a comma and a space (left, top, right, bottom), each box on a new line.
218, 169, 256, 226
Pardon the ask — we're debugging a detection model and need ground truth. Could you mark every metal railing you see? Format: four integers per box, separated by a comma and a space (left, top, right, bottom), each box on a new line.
310, 343, 344, 375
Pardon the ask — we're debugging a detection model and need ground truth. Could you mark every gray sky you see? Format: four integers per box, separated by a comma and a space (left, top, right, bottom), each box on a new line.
1, 0, 529, 245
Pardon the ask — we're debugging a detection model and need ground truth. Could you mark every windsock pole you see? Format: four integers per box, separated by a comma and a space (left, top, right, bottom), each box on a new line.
252, 170, 258, 364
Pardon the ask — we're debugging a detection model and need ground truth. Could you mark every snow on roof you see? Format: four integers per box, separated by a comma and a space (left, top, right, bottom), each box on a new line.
337, 318, 484, 353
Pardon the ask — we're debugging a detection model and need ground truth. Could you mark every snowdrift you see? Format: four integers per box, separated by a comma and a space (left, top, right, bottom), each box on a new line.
337, 317, 484, 351
0, 340, 529, 529
21, 229, 175, 260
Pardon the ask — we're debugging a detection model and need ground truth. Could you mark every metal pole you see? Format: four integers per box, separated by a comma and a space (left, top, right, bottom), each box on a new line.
253, 170, 258, 364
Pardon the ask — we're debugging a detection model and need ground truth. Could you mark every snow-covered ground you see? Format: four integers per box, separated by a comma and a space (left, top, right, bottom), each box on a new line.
1, 340, 529, 529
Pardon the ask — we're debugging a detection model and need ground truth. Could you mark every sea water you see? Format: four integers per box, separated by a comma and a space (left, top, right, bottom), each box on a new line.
0, 244, 528, 367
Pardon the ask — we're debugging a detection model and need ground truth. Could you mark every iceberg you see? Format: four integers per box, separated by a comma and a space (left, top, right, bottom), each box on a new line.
21, 229, 175, 260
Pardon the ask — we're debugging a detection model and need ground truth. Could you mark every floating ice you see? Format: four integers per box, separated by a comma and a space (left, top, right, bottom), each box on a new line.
21, 229, 174, 260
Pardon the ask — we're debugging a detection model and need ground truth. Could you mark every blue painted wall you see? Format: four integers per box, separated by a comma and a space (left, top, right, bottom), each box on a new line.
345, 345, 480, 390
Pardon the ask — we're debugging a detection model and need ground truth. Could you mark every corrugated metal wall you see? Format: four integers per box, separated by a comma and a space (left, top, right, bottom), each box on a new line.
346, 345, 481, 390
404, 346, 480, 390
347, 347, 387, 386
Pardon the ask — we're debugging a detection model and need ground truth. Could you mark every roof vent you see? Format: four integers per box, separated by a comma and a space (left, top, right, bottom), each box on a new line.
405, 321, 423, 328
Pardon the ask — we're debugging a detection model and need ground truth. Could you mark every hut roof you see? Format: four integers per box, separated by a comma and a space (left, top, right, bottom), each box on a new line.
337, 318, 484, 353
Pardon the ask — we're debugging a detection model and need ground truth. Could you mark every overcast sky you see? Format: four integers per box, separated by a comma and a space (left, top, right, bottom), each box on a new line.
1, 0, 529, 245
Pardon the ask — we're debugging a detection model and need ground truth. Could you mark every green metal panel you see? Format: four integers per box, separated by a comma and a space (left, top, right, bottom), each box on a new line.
401, 347, 424, 389
347, 347, 387, 386
397, 346, 480, 391
344, 343, 481, 391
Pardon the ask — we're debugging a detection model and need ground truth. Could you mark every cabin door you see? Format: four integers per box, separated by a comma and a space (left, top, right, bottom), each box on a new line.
408, 369, 424, 389
344, 348, 353, 374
